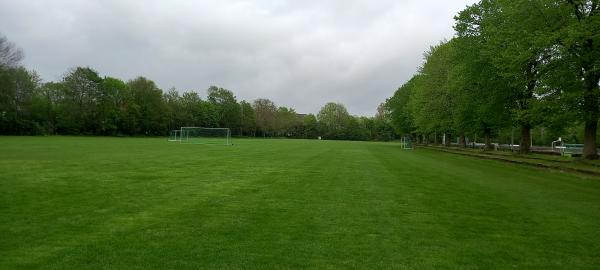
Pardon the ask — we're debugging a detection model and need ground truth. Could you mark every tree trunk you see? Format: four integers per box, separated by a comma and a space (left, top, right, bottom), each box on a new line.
459, 132, 466, 148
582, 70, 599, 159
434, 132, 438, 145
519, 124, 531, 154
445, 133, 451, 147
583, 121, 598, 159
484, 129, 492, 150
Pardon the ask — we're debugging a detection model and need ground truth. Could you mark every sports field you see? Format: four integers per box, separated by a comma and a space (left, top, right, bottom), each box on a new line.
1, 137, 599, 269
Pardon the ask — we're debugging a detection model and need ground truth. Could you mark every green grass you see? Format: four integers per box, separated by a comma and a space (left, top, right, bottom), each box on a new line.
1, 137, 599, 269
423, 145, 600, 175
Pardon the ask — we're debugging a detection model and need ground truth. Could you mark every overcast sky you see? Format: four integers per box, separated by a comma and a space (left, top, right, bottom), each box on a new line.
0, 0, 476, 116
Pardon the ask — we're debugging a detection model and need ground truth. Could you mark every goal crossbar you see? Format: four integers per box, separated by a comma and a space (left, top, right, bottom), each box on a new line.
179, 127, 231, 145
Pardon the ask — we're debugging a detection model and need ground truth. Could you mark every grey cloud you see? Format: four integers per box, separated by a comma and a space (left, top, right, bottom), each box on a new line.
0, 0, 476, 115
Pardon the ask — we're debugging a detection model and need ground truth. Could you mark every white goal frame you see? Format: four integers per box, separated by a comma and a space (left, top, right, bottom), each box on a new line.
179, 127, 231, 145
401, 136, 413, 150
168, 130, 181, 142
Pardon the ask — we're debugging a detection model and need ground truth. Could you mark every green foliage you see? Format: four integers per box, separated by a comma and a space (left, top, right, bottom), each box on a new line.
253, 98, 278, 136
276, 106, 299, 137
410, 41, 455, 135
385, 0, 598, 157
0, 34, 408, 141
450, 35, 511, 138
317, 102, 351, 139
301, 114, 319, 139
386, 76, 417, 135
207, 86, 240, 132
0, 66, 42, 134
240, 100, 256, 136
127, 77, 168, 135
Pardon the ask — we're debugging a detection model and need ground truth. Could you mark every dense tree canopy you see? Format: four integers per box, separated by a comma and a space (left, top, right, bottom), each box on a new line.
1, 0, 598, 158
0, 34, 393, 141
385, 0, 600, 159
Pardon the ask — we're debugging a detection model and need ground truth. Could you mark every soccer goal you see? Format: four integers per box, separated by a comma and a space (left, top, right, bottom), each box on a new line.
179, 127, 231, 145
168, 130, 181, 142
401, 136, 413, 150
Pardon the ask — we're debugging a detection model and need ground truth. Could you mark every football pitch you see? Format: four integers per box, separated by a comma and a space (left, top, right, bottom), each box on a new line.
1, 137, 599, 269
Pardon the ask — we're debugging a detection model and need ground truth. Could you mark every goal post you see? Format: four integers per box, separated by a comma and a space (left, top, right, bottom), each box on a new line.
179, 127, 231, 145
401, 136, 413, 150
168, 130, 181, 142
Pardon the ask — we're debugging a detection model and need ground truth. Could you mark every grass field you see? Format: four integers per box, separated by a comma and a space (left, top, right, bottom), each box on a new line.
1, 137, 599, 269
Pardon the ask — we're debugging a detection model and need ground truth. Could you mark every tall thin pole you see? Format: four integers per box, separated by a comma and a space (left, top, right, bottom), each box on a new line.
530, 129, 533, 148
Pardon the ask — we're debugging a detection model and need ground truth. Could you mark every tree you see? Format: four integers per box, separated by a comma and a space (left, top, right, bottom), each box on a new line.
0, 35, 44, 135
550, 0, 600, 159
207, 86, 240, 132
0, 67, 41, 134
455, 0, 562, 153
180, 91, 203, 126
386, 76, 418, 139
0, 34, 23, 68
56, 67, 103, 134
240, 100, 256, 136
317, 102, 351, 139
343, 116, 369, 141
96, 77, 127, 135
33, 82, 63, 134
302, 114, 319, 139
253, 98, 278, 136
276, 106, 299, 137
409, 41, 456, 144
128, 77, 167, 135
449, 34, 512, 149
164, 88, 182, 131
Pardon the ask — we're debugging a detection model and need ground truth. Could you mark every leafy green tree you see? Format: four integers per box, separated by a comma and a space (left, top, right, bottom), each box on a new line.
180, 91, 203, 126
547, 0, 600, 159
302, 114, 319, 139
164, 88, 182, 131
127, 77, 167, 135
253, 98, 278, 136
276, 106, 300, 137
240, 100, 256, 136
95, 77, 128, 135
55, 67, 102, 134
449, 34, 512, 149
455, 0, 561, 153
0, 67, 41, 134
343, 116, 369, 141
317, 102, 351, 139
207, 86, 240, 132
409, 41, 456, 144
386, 76, 418, 140
33, 82, 63, 134
0, 35, 44, 135
114, 82, 138, 135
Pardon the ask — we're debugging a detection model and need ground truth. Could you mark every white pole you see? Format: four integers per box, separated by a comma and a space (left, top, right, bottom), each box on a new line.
530, 130, 533, 148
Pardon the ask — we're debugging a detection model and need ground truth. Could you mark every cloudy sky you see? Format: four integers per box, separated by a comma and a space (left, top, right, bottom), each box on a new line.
0, 0, 476, 116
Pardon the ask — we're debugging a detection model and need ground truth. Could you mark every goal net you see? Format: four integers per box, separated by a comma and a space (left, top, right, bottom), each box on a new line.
180, 127, 231, 145
168, 130, 181, 142
401, 136, 413, 150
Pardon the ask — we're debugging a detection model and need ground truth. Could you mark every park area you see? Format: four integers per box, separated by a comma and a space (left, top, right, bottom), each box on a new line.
1, 136, 599, 269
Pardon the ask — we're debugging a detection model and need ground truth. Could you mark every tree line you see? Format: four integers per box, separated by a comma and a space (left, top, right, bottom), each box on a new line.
383, 0, 599, 159
0, 35, 395, 141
